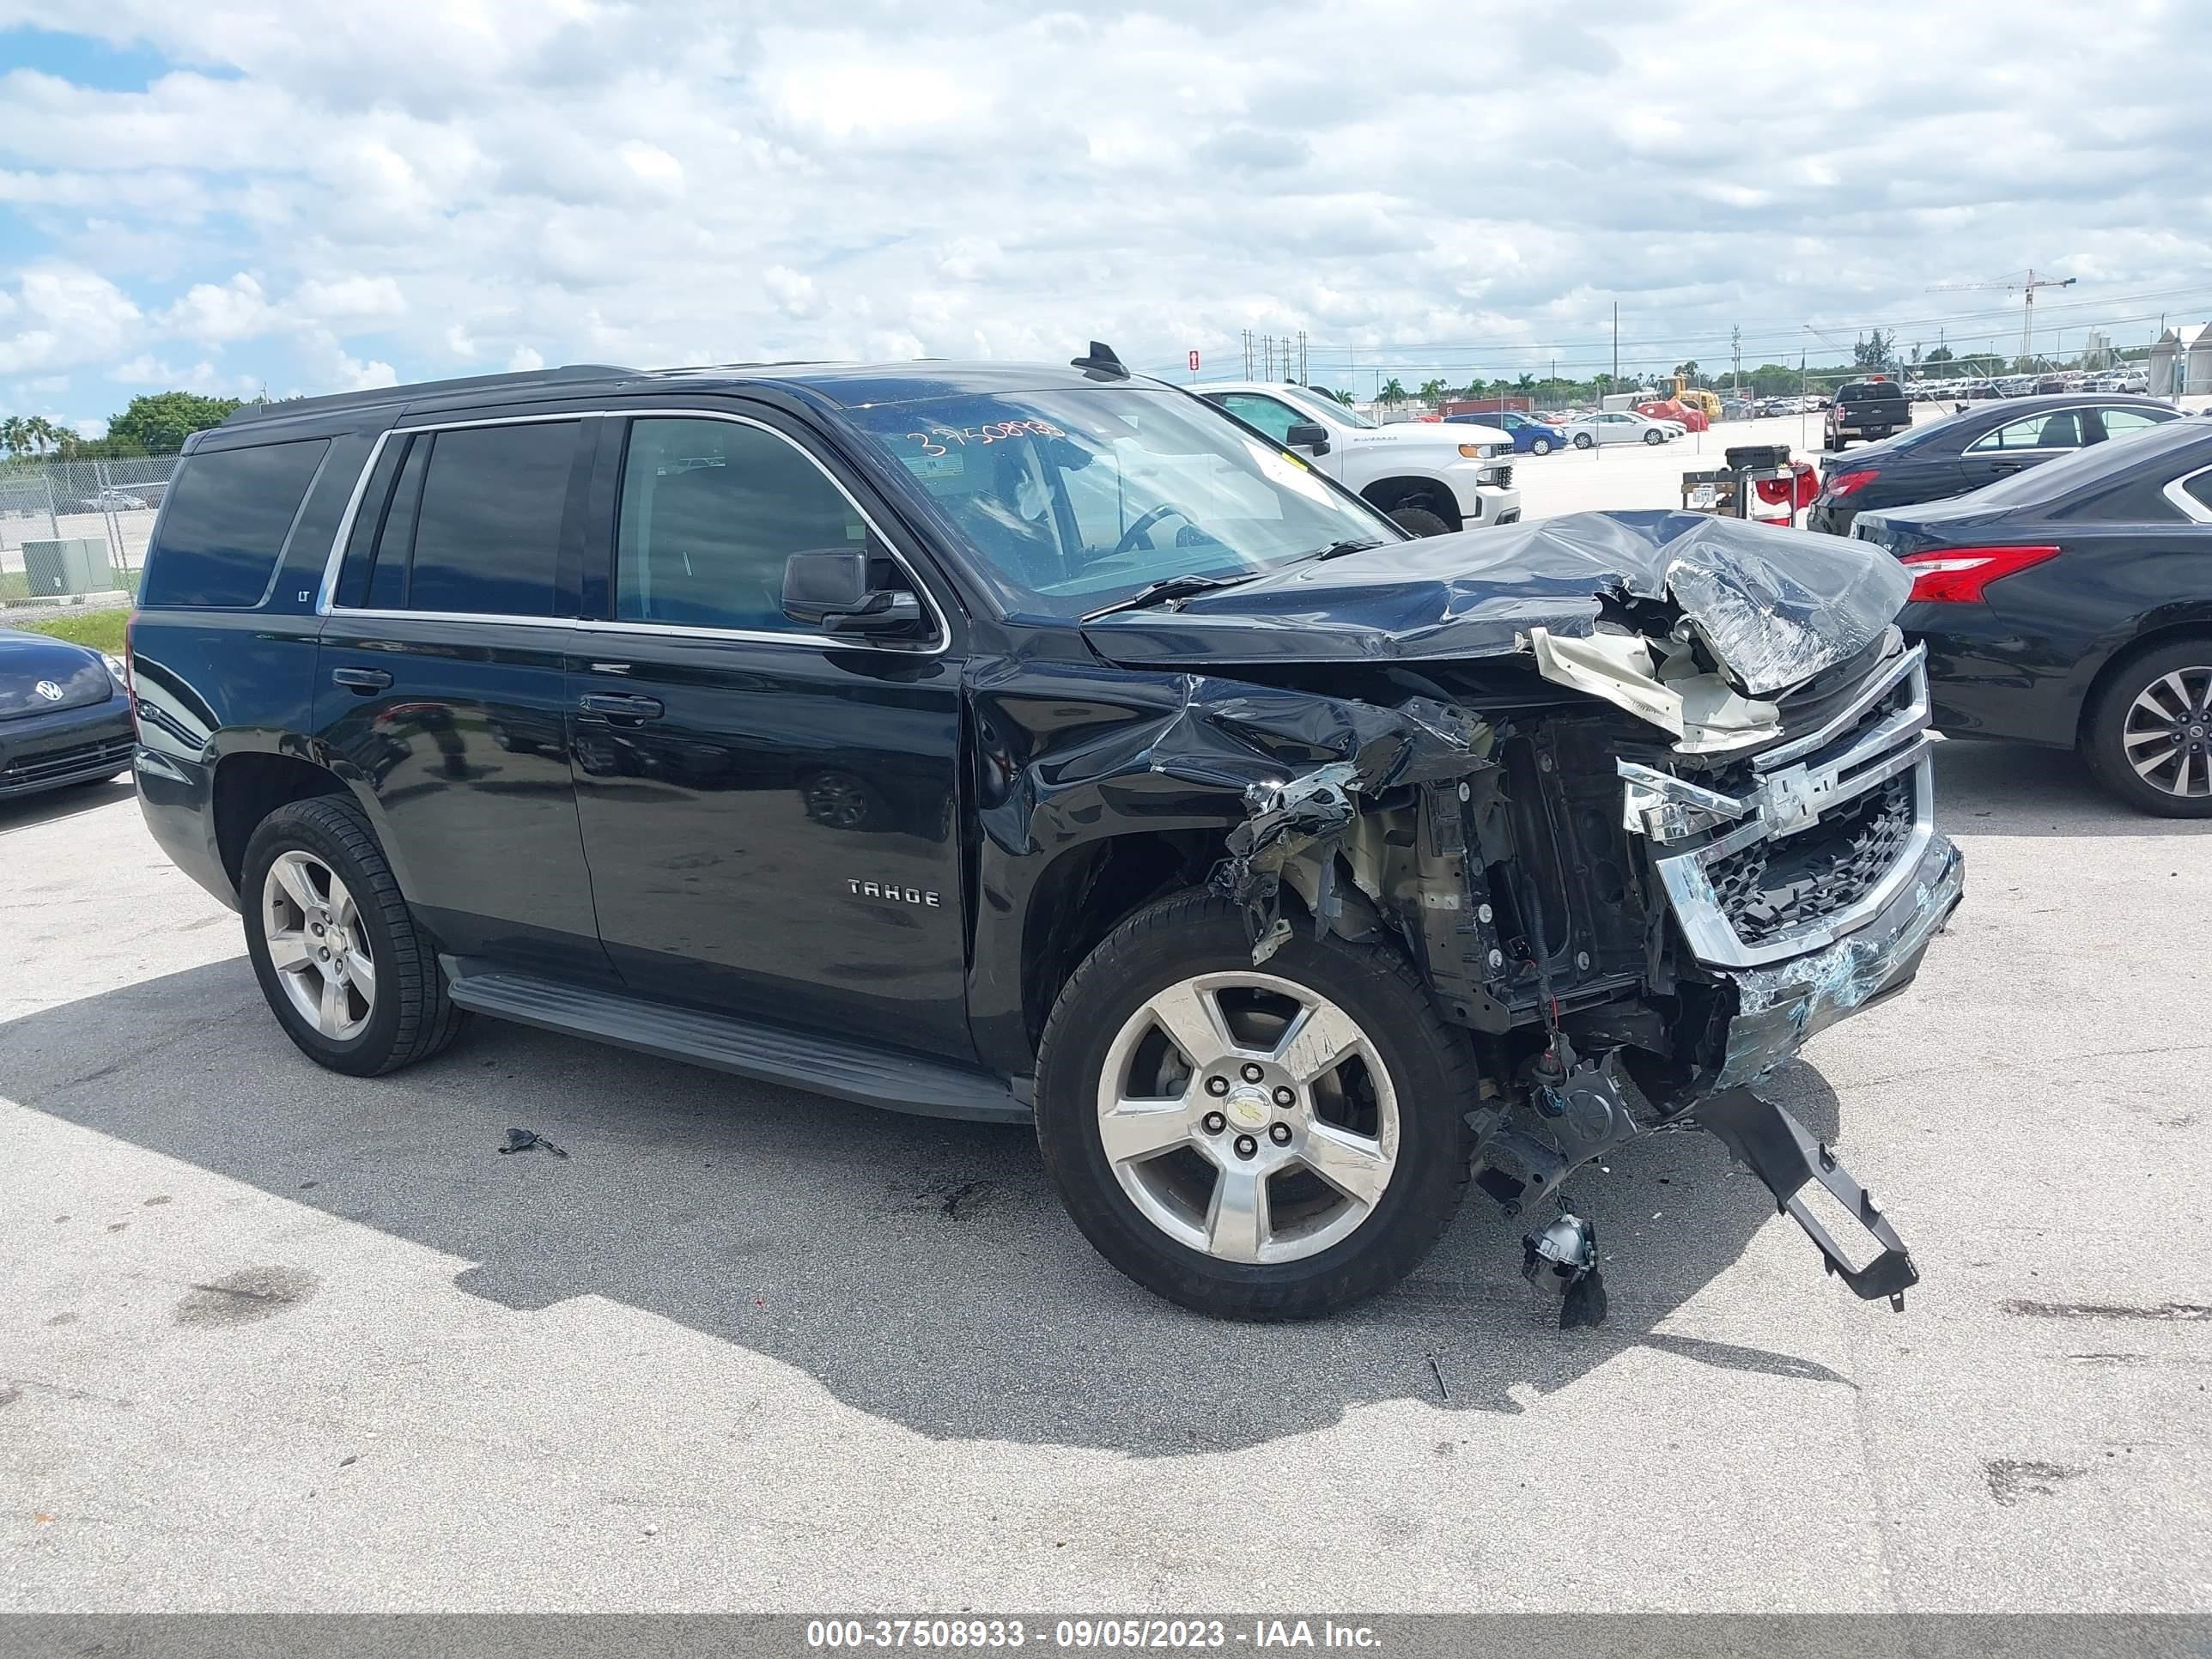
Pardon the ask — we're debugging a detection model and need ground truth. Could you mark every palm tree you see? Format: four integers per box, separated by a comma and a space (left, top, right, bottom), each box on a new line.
1418, 378, 1449, 408
1376, 377, 1407, 404
0, 416, 26, 459
24, 415, 64, 454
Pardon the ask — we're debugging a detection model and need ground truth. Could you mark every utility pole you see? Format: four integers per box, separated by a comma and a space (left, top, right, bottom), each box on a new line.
1297, 330, 1308, 385
1731, 325, 1741, 399
1612, 302, 1620, 388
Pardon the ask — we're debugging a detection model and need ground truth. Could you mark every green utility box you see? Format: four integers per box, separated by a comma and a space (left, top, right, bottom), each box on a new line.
21, 538, 118, 598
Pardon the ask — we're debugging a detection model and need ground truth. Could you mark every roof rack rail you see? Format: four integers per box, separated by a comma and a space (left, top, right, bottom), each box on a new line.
218, 363, 636, 426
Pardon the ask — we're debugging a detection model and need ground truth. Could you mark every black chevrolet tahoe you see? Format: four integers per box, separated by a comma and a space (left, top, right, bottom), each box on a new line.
129, 349, 1964, 1323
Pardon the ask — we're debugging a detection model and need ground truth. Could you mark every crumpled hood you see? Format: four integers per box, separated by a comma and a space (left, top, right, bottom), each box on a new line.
0, 631, 114, 720
1080, 509, 1912, 698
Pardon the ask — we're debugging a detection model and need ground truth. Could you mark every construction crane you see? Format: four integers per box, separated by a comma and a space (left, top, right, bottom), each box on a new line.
1926, 270, 2077, 368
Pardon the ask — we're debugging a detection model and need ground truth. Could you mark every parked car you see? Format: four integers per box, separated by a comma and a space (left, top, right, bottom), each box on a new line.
0, 629, 134, 799
66, 488, 149, 513
1445, 409, 1570, 455
1806, 394, 2182, 537
1825, 380, 1911, 451
1563, 410, 1680, 447
1195, 380, 1520, 534
1852, 415, 2212, 816
129, 351, 1954, 1322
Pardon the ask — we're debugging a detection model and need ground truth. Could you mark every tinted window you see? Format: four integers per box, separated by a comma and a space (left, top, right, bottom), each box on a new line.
2185, 474, 2212, 514
615, 417, 866, 631
368, 435, 428, 611
1948, 416, 2212, 511
141, 439, 329, 608
1210, 393, 1305, 444
405, 422, 577, 617
1969, 411, 2085, 453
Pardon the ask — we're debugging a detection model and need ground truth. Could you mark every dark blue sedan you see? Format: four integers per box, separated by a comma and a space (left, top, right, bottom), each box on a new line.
0, 627, 136, 799
1444, 410, 1571, 455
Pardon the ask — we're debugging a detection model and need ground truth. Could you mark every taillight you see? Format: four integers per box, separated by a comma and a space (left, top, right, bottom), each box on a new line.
1900, 544, 2060, 604
1823, 468, 1880, 500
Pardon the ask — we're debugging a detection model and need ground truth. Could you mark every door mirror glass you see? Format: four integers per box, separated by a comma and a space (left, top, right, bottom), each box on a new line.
781, 548, 926, 635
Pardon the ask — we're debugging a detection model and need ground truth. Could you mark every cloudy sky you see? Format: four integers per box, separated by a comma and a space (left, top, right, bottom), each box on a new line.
3, 0, 2209, 432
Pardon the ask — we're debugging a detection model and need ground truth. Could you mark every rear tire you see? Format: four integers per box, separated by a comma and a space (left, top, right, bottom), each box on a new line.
241, 795, 467, 1075
1387, 504, 1453, 538
1572, 432, 1595, 450
2083, 637, 2212, 818
1034, 890, 1477, 1321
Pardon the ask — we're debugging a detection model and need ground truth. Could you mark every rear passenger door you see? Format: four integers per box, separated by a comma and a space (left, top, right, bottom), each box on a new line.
565, 408, 973, 1060
317, 414, 610, 981
1956, 409, 2088, 490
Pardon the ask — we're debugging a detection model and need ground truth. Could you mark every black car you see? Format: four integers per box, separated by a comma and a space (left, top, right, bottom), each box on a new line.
1825, 379, 1911, 451
0, 627, 135, 799
1806, 393, 2182, 538
129, 354, 1960, 1324
1853, 415, 2212, 817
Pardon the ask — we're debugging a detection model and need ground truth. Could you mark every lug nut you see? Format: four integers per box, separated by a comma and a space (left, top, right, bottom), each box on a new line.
1205, 1075, 1229, 1097
1272, 1085, 1294, 1108
1269, 1122, 1292, 1146
1201, 1111, 1226, 1135
1240, 1063, 1264, 1084
1233, 1134, 1258, 1160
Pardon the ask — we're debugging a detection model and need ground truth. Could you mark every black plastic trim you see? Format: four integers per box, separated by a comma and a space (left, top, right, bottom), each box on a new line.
441, 963, 1030, 1124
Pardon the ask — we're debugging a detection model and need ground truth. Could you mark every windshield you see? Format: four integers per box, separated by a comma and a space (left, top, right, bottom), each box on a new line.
1279, 385, 1374, 428
847, 386, 1401, 617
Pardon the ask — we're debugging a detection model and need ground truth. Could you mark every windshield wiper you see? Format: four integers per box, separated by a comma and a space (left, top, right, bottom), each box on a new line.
1082, 573, 1256, 621
1296, 538, 1385, 564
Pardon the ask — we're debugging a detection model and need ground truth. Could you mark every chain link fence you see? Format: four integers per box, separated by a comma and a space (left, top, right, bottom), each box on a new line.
0, 455, 179, 605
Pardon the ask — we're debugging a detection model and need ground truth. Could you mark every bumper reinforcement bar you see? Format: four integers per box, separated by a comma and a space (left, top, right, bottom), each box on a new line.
1696, 1087, 1918, 1307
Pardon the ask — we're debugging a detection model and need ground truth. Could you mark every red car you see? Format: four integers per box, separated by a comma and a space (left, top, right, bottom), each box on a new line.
1635, 398, 1709, 433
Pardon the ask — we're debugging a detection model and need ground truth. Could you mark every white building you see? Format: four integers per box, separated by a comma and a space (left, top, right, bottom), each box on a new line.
2148, 325, 2212, 398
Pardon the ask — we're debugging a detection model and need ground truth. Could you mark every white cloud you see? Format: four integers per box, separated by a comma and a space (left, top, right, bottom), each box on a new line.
507, 344, 544, 372
159, 272, 275, 343
0, 267, 142, 374
0, 0, 2208, 428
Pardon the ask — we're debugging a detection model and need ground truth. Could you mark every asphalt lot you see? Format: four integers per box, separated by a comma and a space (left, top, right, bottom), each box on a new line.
3, 736, 2209, 1613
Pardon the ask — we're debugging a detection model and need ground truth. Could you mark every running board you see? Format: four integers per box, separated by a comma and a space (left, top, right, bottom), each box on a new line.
441, 963, 1030, 1125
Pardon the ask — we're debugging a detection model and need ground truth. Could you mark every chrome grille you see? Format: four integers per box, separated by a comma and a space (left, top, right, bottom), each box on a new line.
1622, 642, 1939, 969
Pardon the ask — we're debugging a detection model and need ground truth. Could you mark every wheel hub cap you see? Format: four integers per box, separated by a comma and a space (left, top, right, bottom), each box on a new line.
1095, 970, 1400, 1266
262, 850, 375, 1042
2121, 666, 2212, 798
1223, 1086, 1272, 1131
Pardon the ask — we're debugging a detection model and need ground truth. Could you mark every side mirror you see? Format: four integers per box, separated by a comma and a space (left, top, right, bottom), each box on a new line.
1284, 420, 1331, 455
781, 549, 927, 636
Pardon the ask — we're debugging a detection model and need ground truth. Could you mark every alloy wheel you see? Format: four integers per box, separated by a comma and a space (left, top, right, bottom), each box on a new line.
2122, 666, 2212, 799
262, 850, 375, 1041
1094, 971, 1399, 1265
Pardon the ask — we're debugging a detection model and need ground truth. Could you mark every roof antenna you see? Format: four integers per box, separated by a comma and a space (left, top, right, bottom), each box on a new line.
1071, 340, 1129, 380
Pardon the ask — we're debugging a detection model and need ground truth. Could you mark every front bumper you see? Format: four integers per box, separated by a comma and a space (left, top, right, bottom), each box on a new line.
1710, 831, 1963, 1089
1464, 483, 1522, 526
0, 693, 135, 799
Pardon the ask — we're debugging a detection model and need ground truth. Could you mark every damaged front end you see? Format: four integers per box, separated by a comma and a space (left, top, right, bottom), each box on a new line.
1079, 511, 1965, 1321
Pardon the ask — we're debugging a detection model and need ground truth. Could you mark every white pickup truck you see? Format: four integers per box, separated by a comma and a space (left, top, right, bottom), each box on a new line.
1192, 381, 1522, 537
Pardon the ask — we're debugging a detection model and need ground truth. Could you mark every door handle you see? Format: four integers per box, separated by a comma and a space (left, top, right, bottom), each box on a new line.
331, 667, 392, 693
577, 692, 665, 720
1990, 462, 2024, 474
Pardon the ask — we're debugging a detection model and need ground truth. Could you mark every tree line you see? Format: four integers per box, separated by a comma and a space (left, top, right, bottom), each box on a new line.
1, 392, 247, 462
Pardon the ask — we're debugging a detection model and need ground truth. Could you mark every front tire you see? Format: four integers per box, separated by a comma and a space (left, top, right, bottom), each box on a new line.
241, 795, 466, 1075
1643, 428, 1665, 444
1034, 890, 1476, 1320
1387, 504, 1453, 538
2083, 638, 2212, 817
1529, 437, 1553, 455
